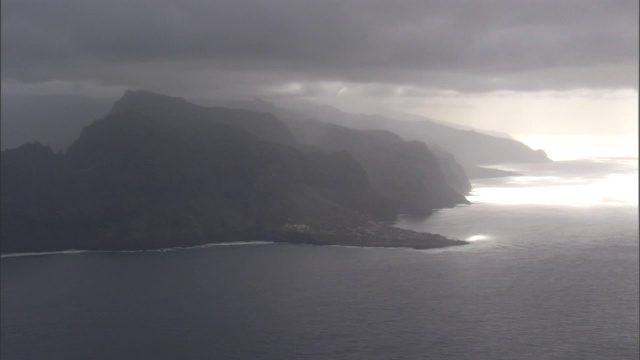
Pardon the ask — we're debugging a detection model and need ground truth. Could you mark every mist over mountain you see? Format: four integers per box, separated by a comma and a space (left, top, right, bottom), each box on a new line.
387, 111, 516, 140
278, 101, 518, 140
1, 93, 112, 151
2, 91, 470, 253
108, 91, 297, 147
282, 118, 469, 214
277, 102, 551, 166
1, 92, 550, 170
110, 92, 471, 210
215, 98, 543, 178
212, 98, 470, 199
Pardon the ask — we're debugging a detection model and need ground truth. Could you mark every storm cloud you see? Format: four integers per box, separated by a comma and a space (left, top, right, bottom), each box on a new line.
2, 0, 638, 98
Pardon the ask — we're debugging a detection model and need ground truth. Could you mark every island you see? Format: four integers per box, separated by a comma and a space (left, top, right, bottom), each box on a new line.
1, 91, 468, 254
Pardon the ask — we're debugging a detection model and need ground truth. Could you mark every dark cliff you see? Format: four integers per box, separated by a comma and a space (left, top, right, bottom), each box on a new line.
1, 92, 394, 253
219, 99, 473, 195
283, 118, 469, 215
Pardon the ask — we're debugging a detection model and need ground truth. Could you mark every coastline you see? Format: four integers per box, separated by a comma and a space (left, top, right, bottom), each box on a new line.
0, 241, 276, 258
0, 225, 466, 257
271, 224, 468, 250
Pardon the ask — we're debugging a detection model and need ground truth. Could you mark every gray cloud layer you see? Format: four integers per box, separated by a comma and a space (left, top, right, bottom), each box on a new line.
2, 0, 638, 97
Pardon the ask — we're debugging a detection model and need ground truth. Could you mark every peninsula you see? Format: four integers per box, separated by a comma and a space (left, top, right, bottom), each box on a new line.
273, 224, 466, 249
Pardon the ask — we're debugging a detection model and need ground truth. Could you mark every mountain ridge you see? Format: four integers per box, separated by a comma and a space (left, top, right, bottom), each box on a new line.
1, 91, 467, 253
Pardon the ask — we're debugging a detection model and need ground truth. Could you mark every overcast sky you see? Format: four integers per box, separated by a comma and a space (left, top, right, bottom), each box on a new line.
2, 0, 638, 142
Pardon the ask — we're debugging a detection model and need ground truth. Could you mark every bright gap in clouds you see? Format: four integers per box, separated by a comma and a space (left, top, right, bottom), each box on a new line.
408, 88, 638, 141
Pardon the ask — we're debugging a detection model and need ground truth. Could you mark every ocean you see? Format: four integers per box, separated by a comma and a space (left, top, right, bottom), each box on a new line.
2, 156, 638, 360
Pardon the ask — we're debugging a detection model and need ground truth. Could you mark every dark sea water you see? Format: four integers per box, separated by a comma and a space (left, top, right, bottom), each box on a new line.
2, 157, 638, 360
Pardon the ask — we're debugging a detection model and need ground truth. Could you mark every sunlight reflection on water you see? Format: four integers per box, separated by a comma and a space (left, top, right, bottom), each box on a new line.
468, 157, 638, 206
466, 234, 489, 241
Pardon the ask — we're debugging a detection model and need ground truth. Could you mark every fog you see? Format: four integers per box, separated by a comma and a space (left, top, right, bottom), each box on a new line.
2, 0, 638, 154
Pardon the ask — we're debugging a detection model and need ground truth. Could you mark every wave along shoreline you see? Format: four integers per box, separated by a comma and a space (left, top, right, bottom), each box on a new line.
0, 241, 276, 258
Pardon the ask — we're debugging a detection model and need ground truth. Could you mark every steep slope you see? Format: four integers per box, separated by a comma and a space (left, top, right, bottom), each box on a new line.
289, 104, 551, 166
1, 93, 394, 253
283, 118, 469, 214
428, 146, 473, 194
217, 99, 474, 190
